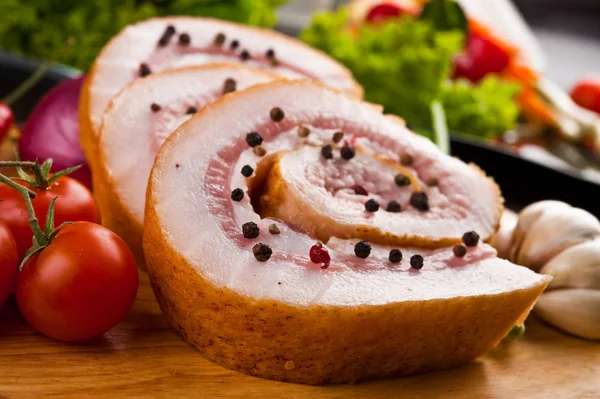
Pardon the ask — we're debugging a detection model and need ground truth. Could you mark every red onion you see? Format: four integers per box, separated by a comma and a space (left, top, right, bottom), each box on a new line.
19, 75, 91, 188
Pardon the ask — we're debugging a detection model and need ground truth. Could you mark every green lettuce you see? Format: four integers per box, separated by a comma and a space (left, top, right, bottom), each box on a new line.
0, 0, 287, 71
301, 9, 520, 138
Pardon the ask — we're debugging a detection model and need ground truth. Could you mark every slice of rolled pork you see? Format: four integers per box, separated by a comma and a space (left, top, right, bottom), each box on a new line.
80, 16, 363, 172
95, 64, 277, 265
143, 80, 550, 384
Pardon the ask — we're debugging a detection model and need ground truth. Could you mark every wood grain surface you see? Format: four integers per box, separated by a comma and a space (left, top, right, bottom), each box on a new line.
0, 272, 598, 399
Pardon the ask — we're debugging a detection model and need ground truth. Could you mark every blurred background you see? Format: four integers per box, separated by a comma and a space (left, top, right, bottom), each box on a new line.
1, 0, 600, 212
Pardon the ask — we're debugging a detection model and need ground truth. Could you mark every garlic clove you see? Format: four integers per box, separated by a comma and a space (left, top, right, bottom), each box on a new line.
515, 206, 600, 271
489, 210, 518, 259
535, 289, 600, 340
540, 239, 600, 290
510, 201, 570, 262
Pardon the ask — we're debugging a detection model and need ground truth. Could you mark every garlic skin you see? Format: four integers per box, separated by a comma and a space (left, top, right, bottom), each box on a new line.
512, 202, 600, 271
492, 201, 600, 340
535, 289, 600, 340
540, 239, 600, 290
489, 210, 518, 260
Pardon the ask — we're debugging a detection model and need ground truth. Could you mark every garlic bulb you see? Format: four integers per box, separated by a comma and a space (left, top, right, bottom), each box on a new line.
491, 201, 600, 340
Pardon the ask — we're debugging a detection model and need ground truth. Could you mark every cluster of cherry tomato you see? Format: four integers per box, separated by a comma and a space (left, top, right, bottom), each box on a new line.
0, 157, 138, 342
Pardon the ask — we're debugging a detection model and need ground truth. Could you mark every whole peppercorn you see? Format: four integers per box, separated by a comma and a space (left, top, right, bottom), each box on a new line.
389, 249, 402, 263
462, 231, 480, 247
410, 254, 424, 270
354, 241, 372, 259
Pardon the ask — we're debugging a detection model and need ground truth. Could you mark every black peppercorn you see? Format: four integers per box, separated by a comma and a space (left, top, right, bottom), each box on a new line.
242, 222, 260, 239
353, 185, 368, 196
354, 241, 371, 259
139, 63, 151, 77
410, 254, 424, 269
386, 200, 402, 213
230, 39, 239, 50
246, 132, 263, 147
266, 48, 275, 58
410, 192, 429, 211
364, 199, 380, 212
150, 103, 161, 112
240, 50, 250, 61
241, 165, 254, 177
340, 146, 355, 160
178, 33, 190, 46
389, 249, 402, 263
462, 231, 480, 247
252, 243, 272, 262
231, 188, 244, 201
186, 106, 197, 115
321, 145, 333, 160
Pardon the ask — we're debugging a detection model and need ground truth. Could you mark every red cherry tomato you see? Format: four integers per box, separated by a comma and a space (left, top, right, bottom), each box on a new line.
0, 220, 18, 308
16, 222, 138, 341
0, 175, 100, 258
570, 79, 600, 115
0, 102, 14, 142
365, 1, 419, 24
453, 31, 511, 83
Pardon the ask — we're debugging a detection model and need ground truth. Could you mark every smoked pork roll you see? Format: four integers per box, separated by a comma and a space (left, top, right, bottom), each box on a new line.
95, 64, 276, 265
143, 80, 550, 384
80, 17, 362, 171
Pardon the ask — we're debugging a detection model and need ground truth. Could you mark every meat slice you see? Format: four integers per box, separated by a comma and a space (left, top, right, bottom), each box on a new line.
143, 80, 549, 384
95, 64, 276, 265
80, 16, 363, 171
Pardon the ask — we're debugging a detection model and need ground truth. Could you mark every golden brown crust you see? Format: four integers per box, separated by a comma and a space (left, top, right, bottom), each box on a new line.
144, 181, 548, 385
92, 144, 146, 268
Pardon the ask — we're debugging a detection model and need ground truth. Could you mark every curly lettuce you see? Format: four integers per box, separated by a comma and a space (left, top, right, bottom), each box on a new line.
0, 0, 287, 71
301, 9, 520, 138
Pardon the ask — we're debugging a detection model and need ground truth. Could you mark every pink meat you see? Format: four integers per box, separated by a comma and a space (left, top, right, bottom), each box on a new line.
99, 65, 276, 225
87, 17, 362, 135
147, 80, 545, 307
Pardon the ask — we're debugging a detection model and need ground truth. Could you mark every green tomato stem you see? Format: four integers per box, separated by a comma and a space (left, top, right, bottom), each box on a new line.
0, 170, 47, 246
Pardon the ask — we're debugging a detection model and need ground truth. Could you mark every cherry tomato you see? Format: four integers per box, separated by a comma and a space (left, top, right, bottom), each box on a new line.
16, 222, 138, 341
365, 1, 419, 24
0, 102, 14, 143
0, 220, 18, 308
570, 79, 600, 115
453, 31, 511, 83
0, 175, 100, 257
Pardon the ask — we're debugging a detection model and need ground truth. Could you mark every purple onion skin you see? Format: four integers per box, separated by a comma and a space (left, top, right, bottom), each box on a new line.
19, 75, 91, 189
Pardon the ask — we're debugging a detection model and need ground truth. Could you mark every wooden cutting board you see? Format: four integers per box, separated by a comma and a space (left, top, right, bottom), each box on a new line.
0, 272, 598, 399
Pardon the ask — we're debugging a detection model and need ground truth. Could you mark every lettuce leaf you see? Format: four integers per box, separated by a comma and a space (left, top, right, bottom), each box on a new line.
0, 0, 287, 71
302, 9, 520, 138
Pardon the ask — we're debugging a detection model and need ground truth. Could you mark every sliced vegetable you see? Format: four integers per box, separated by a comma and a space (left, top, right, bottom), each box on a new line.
19, 76, 91, 188
570, 78, 600, 115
